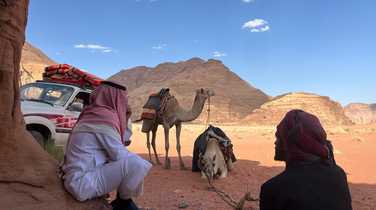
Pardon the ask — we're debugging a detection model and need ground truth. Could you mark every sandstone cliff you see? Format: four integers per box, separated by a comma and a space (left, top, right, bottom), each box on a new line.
344, 103, 376, 124
0, 2, 108, 209
243, 92, 353, 127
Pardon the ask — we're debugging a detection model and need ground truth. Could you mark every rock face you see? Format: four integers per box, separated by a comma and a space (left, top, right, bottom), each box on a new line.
109, 58, 270, 123
344, 103, 376, 124
243, 92, 353, 127
20, 42, 55, 85
0, 2, 108, 210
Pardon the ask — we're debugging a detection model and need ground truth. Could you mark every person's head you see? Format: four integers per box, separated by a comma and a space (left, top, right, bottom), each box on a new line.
274, 109, 332, 164
78, 81, 130, 144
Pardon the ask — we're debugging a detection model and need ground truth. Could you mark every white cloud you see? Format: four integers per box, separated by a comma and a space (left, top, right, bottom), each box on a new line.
74, 44, 113, 53
242, 0, 255, 3
213, 51, 227, 57
102, 49, 112, 53
136, 0, 158, 2
242, 19, 270, 32
152, 43, 167, 50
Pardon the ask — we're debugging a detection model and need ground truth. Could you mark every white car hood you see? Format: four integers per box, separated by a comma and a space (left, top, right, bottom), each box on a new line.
21, 100, 66, 115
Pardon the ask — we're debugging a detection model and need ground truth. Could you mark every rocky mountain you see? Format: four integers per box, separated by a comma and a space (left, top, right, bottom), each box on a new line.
109, 58, 270, 123
20, 42, 55, 85
344, 103, 376, 124
19, 43, 363, 127
243, 92, 353, 127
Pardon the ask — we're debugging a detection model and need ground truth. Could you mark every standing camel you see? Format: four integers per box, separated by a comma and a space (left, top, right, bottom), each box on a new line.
141, 88, 214, 170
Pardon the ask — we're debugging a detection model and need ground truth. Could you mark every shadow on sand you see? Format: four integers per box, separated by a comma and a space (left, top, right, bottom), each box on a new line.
136, 155, 376, 210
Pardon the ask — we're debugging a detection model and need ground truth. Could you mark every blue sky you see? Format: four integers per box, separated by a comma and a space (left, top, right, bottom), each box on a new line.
26, 0, 375, 105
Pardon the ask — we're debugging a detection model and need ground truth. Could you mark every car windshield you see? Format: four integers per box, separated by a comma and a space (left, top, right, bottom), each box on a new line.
20, 82, 75, 106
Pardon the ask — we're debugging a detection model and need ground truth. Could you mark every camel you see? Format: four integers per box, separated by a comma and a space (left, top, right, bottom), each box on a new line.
141, 88, 215, 170
199, 138, 228, 183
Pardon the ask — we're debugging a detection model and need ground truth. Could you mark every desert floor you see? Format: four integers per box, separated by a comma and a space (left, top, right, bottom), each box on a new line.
121, 123, 376, 210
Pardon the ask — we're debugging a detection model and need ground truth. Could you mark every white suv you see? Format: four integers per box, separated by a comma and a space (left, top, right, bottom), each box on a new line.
20, 81, 91, 147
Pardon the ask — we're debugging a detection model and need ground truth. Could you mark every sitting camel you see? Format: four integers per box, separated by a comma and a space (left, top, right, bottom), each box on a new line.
141, 88, 214, 169
199, 138, 229, 183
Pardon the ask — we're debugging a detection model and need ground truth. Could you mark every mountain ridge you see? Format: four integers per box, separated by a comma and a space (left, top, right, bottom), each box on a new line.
109, 58, 270, 123
20, 43, 372, 126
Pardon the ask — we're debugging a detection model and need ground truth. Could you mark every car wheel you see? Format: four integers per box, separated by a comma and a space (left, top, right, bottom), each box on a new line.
29, 130, 47, 148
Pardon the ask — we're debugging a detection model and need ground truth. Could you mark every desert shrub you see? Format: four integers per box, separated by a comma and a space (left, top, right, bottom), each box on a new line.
45, 139, 65, 161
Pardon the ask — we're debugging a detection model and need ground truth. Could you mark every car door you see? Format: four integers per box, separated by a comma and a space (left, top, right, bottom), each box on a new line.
58, 91, 90, 133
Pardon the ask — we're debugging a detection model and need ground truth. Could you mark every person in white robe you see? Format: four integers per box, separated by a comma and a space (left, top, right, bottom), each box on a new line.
62, 81, 151, 210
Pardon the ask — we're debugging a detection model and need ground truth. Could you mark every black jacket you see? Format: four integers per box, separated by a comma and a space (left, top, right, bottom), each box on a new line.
260, 161, 352, 210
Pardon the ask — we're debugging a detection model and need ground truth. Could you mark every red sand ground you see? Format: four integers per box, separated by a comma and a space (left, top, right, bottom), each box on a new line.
125, 124, 376, 210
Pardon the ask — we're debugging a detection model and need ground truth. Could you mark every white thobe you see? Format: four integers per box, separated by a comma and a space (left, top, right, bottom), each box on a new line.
62, 123, 152, 201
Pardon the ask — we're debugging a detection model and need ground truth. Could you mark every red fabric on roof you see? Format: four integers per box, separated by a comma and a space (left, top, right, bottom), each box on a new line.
43, 64, 103, 89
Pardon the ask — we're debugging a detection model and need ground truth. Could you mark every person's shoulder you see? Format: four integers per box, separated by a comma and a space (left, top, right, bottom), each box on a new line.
261, 170, 288, 191
319, 162, 347, 174
330, 164, 348, 179
333, 164, 346, 173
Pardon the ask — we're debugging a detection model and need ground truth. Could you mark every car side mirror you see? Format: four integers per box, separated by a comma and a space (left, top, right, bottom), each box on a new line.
68, 102, 84, 112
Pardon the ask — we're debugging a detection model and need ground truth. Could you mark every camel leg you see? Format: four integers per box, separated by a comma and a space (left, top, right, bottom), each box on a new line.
146, 132, 154, 165
227, 159, 234, 171
175, 122, 186, 170
151, 126, 161, 165
163, 124, 171, 169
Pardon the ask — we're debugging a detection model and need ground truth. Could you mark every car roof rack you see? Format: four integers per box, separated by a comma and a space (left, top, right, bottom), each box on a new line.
36, 80, 93, 91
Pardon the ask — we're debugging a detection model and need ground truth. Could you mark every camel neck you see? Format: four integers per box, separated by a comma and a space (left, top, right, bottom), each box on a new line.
177, 94, 206, 122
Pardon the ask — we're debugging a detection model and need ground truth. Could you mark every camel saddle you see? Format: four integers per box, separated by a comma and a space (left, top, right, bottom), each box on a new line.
192, 125, 237, 172
141, 88, 170, 120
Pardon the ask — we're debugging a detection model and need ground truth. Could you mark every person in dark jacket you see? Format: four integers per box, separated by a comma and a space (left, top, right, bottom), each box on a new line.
260, 109, 352, 210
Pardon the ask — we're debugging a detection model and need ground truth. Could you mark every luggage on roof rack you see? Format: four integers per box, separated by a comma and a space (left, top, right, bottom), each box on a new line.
43, 64, 103, 89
